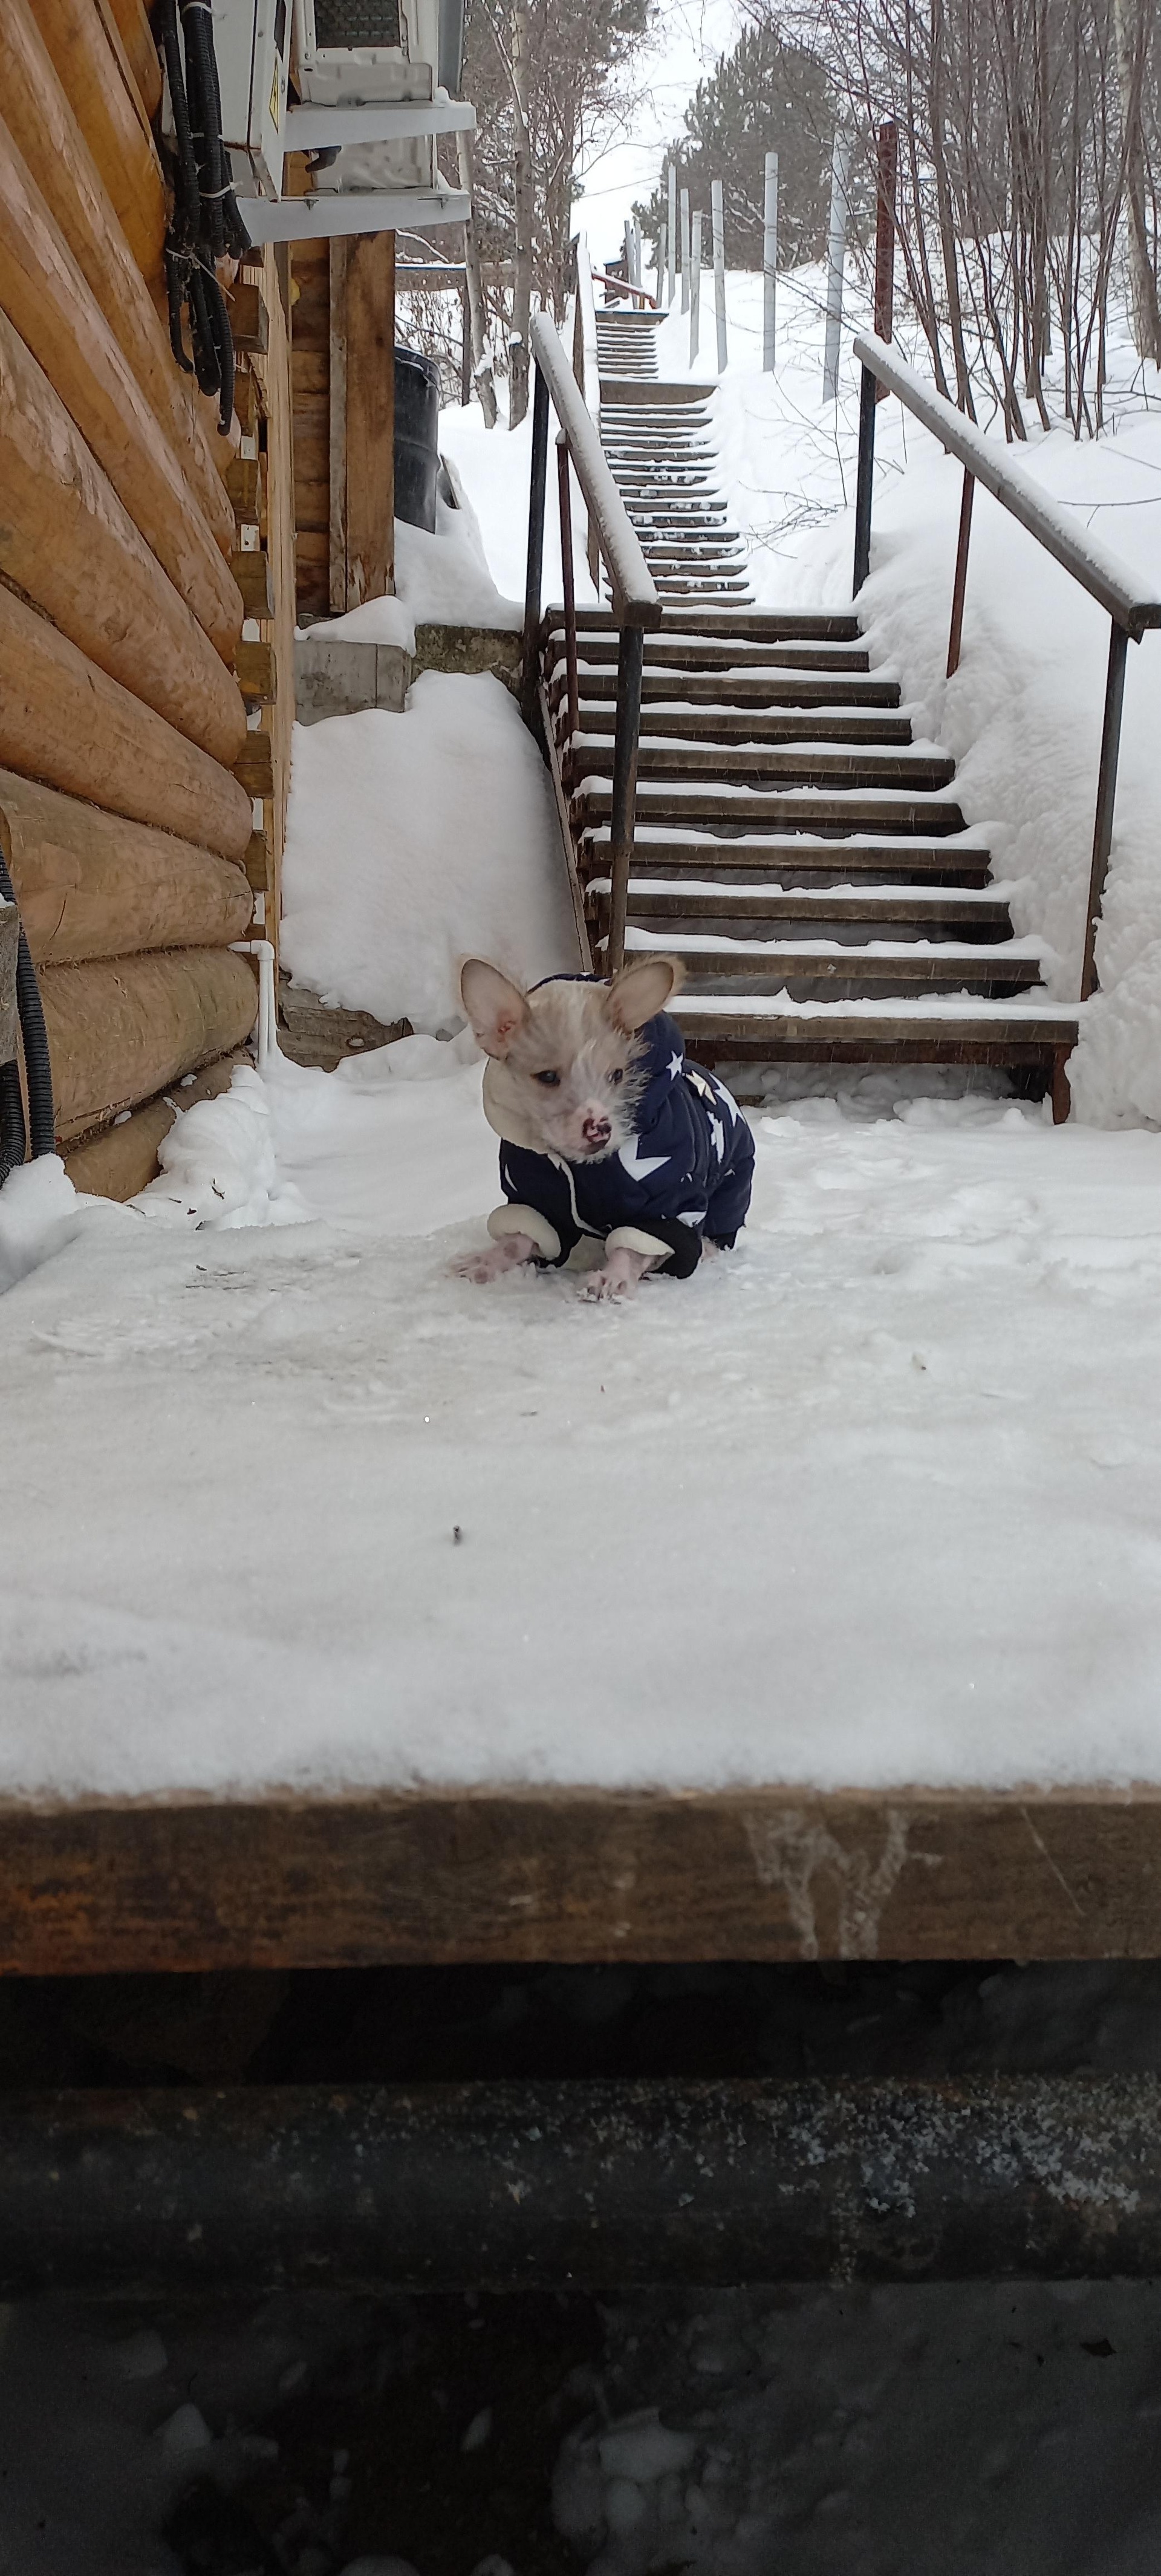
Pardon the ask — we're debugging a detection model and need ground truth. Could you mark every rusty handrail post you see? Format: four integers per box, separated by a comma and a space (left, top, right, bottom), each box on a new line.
946, 470, 975, 675
605, 625, 645, 975
853, 121, 897, 597
1081, 619, 1130, 1000
555, 434, 580, 747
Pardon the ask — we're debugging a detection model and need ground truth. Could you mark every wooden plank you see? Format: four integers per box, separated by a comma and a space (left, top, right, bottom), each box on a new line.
27, 0, 166, 286
42, 946, 258, 1142
0, 768, 252, 965
0, 587, 252, 863
231, 550, 276, 619
245, 240, 298, 958
226, 457, 263, 526
229, 280, 269, 356
0, 1787, 1159, 1974
343, 229, 395, 605
0, 306, 247, 767
328, 237, 348, 615
0, 0, 235, 555
63, 1050, 250, 1200
233, 732, 275, 801
0, 111, 243, 659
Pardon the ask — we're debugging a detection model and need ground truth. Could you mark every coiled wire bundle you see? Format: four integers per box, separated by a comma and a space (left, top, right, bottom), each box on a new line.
155, 0, 252, 434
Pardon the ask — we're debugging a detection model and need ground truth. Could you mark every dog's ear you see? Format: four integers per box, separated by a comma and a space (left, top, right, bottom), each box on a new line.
603, 954, 685, 1033
460, 958, 530, 1057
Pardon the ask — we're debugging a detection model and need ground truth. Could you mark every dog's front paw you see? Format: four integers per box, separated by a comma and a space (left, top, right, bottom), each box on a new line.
451, 1232, 536, 1285
577, 1247, 649, 1303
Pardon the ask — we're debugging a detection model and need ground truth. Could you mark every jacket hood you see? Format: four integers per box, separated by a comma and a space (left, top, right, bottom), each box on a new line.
480, 976, 686, 1157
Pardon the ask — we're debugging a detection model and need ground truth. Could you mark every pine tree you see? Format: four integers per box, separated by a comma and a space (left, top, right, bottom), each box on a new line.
636, 22, 834, 273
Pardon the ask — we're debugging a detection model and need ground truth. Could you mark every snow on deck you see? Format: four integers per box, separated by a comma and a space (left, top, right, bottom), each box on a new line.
2, 1055, 1160, 1805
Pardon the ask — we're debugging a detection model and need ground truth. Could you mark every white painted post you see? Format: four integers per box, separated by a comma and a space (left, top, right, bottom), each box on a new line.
822, 129, 852, 402
667, 161, 677, 305
633, 220, 643, 290
763, 150, 778, 371
680, 187, 691, 313
656, 219, 666, 308
689, 207, 701, 363
623, 218, 634, 296
712, 177, 727, 371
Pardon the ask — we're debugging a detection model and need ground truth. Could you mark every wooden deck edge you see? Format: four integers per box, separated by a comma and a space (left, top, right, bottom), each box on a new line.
0, 1783, 1159, 1974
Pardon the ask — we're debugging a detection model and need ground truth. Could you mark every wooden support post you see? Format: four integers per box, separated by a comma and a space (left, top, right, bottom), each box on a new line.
712, 180, 727, 372
689, 211, 701, 366
1081, 619, 1131, 1000
946, 471, 975, 675
329, 233, 396, 613
763, 152, 778, 371
853, 365, 877, 597
822, 130, 852, 403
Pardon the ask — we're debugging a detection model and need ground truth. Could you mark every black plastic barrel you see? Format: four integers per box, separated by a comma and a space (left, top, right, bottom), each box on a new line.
394, 345, 441, 533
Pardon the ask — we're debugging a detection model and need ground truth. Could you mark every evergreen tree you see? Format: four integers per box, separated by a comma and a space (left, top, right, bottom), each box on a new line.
636, 22, 834, 274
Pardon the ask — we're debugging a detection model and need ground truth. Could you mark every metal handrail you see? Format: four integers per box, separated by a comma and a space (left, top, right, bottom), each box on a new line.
852, 328, 1161, 1002
522, 309, 662, 972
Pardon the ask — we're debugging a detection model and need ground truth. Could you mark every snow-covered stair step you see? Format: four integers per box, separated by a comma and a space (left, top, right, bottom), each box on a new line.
608, 928, 1046, 999
545, 627, 875, 675
588, 878, 1013, 934
579, 828, 994, 886
671, 991, 1078, 1052
567, 701, 915, 748
551, 664, 900, 709
576, 781, 968, 835
570, 736, 958, 790
568, 606, 863, 641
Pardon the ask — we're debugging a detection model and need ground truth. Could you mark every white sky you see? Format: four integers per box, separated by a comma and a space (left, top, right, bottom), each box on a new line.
573, 0, 744, 270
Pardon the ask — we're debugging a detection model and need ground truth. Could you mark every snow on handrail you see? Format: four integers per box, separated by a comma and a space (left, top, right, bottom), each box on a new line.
854, 331, 1161, 639
530, 311, 661, 629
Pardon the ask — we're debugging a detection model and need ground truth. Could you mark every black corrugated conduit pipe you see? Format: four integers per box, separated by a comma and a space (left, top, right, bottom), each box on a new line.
153, 0, 250, 434
0, 852, 54, 1186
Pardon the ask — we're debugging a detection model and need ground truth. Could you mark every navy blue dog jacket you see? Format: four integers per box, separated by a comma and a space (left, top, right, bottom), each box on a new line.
484, 991, 755, 1279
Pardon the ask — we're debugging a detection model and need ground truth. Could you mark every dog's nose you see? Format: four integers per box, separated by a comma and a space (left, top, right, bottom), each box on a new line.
582, 1114, 611, 1150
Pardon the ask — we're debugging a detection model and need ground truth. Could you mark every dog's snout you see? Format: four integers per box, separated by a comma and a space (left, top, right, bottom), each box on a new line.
582, 1114, 611, 1151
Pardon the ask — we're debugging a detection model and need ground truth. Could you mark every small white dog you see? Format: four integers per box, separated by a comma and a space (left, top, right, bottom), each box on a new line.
457, 955, 755, 1301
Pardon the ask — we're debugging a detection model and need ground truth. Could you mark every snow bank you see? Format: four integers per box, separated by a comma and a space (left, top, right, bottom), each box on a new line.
313, 492, 521, 654
134, 1066, 308, 1230
0, 1155, 85, 1292
281, 670, 577, 1030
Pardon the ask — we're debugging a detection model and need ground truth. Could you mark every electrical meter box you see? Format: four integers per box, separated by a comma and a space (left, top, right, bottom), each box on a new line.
212, 0, 291, 201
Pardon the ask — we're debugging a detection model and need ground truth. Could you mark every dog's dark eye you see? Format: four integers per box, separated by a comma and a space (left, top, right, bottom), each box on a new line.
535, 1069, 561, 1088
609, 1067, 625, 1086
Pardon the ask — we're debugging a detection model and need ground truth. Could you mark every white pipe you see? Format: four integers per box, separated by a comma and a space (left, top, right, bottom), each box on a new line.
231, 940, 278, 1073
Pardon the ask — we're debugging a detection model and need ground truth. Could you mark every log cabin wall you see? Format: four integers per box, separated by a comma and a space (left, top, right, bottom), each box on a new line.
0, 0, 297, 1203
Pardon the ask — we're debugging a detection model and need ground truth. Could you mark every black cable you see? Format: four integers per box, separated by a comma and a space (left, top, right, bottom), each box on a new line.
0, 852, 54, 1173
152, 0, 251, 432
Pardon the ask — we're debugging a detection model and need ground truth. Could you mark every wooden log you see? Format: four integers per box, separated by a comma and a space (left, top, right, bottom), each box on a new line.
64, 1051, 250, 1201
0, 112, 244, 662
101, 0, 161, 122
232, 551, 276, 620
0, 0, 235, 556
42, 948, 259, 1142
233, 369, 260, 437
27, 0, 166, 287
0, 588, 252, 864
0, 769, 252, 966
0, 310, 247, 768
236, 643, 276, 709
